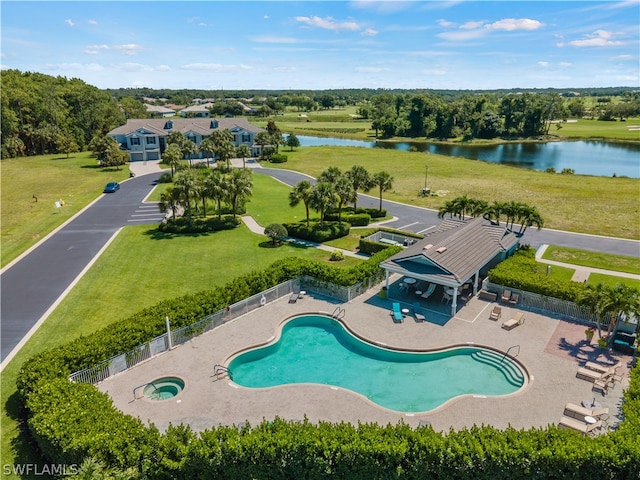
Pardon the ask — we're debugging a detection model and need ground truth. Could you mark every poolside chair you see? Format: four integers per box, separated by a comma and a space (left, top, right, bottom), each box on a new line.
391, 302, 404, 323
558, 416, 602, 435
563, 403, 593, 421
412, 303, 426, 323
501, 289, 512, 303
489, 306, 502, 321
508, 292, 519, 305
592, 378, 613, 395
501, 312, 525, 330
289, 292, 298, 303
585, 361, 620, 377
576, 367, 605, 383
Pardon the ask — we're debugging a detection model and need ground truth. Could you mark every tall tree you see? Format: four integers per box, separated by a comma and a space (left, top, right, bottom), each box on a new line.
204, 169, 227, 220
216, 140, 236, 169
333, 176, 356, 222
345, 165, 372, 210
173, 170, 197, 226
371, 171, 394, 212
163, 143, 183, 177
226, 168, 253, 219
309, 182, 337, 226
289, 180, 314, 227
285, 133, 300, 151
159, 186, 180, 220
236, 144, 251, 168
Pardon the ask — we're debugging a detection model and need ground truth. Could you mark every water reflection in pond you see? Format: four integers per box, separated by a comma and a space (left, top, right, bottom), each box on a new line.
296, 135, 639, 178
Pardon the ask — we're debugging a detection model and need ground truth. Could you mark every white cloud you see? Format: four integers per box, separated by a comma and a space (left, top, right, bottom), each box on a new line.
486, 18, 543, 31
251, 35, 298, 44
362, 28, 378, 36
350, 1, 415, 14
295, 16, 361, 32
423, 66, 447, 75
569, 30, 624, 47
181, 63, 252, 72
437, 19, 455, 28
112, 44, 144, 55
115, 63, 154, 72
437, 29, 486, 41
84, 44, 109, 55
537, 61, 549, 67
355, 66, 389, 73
559, 62, 572, 67
65, 19, 75, 27
88, 20, 98, 25
460, 21, 484, 30
156, 65, 171, 71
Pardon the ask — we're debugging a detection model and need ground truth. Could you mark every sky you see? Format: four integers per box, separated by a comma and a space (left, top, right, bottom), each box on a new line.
1, 1, 638, 91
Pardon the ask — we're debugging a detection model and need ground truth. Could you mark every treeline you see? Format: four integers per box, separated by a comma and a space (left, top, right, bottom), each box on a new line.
359, 91, 640, 140
1, 69, 127, 158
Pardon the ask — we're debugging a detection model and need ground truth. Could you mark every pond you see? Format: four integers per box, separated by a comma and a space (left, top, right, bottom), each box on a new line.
297, 135, 640, 178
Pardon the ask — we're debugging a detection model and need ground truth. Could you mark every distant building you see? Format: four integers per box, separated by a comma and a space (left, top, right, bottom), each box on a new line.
179, 103, 215, 117
145, 104, 176, 118
108, 117, 264, 162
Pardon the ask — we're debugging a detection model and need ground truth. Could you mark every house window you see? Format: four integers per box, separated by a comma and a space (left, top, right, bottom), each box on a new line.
130, 137, 140, 146
242, 133, 251, 143
210, 120, 219, 129
164, 120, 173, 129
146, 137, 156, 145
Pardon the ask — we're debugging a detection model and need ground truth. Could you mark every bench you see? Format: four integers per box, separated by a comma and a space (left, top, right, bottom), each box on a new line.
478, 290, 497, 302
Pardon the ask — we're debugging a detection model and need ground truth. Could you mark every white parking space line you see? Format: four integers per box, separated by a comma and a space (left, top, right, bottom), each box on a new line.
417, 225, 436, 234
397, 221, 419, 230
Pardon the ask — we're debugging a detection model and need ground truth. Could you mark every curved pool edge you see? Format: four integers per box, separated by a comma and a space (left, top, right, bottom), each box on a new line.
139, 375, 188, 403
222, 312, 532, 415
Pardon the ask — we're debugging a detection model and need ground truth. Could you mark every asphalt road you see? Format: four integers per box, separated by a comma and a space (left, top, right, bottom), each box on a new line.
258, 168, 640, 257
0, 174, 163, 363
1, 166, 637, 364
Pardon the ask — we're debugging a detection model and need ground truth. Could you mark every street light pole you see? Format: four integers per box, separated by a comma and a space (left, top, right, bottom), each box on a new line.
424, 164, 428, 190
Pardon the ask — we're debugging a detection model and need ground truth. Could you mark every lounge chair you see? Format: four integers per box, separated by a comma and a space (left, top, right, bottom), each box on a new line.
412, 303, 426, 323
563, 403, 593, 420
592, 378, 613, 394
501, 312, 524, 330
489, 306, 502, 321
501, 289, 512, 303
590, 407, 610, 419
289, 292, 298, 303
585, 361, 620, 377
576, 367, 605, 383
508, 292, 519, 305
558, 416, 602, 435
391, 302, 404, 323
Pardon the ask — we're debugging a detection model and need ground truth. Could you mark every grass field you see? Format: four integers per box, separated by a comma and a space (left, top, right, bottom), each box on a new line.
587, 273, 640, 290
542, 245, 640, 274
0, 152, 130, 267
265, 146, 639, 239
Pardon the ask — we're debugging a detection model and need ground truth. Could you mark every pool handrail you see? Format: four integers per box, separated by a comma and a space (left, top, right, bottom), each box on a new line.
132, 381, 157, 400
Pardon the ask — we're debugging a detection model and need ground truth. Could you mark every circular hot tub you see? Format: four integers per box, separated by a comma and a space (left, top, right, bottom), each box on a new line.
143, 376, 185, 401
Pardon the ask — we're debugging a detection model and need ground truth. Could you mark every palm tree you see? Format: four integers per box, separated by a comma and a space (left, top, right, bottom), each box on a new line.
371, 171, 394, 211
309, 181, 337, 226
205, 169, 226, 220
199, 137, 216, 166
345, 165, 372, 210
318, 166, 342, 183
215, 140, 236, 170
468, 198, 489, 218
173, 170, 198, 226
517, 205, 544, 234
578, 283, 640, 342
226, 168, 253, 219
289, 180, 314, 226
334, 175, 356, 222
255, 131, 271, 159
159, 187, 180, 220
236, 144, 251, 168
163, 143, 183, 177
484, 200, 507, 226
437, 199, 456, 219
452, 195, 471, 219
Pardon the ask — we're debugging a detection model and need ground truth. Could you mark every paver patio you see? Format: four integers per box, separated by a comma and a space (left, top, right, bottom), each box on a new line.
99, 278, 631, 434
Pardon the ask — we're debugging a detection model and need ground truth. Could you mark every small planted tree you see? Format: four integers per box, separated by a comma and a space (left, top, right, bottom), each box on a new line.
264, 223, 288, 246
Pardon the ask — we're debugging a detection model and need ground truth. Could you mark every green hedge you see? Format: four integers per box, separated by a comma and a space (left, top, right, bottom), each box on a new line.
283, 221, 351, 243
488, 247, 586, 301
15, 249, 640, 478
270, 153, 288, 163
158, 215, 240, 234
359, 238, 391, 255
325, 212, 371, 226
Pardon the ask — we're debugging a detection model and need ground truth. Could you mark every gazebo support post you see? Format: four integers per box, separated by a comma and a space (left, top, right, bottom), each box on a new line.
385, 271, 390, 290
473, 271, 479, 294
451, 290, 458, 316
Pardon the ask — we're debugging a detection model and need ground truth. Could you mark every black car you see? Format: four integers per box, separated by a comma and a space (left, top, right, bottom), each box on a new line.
104, 182, 120, 193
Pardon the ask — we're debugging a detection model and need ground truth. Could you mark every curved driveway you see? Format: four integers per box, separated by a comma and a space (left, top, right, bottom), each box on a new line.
1, 173, 163, 363
1, 165, 638, 364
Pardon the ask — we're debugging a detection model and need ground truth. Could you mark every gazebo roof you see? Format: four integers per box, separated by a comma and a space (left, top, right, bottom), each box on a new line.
380, 216, 521, 286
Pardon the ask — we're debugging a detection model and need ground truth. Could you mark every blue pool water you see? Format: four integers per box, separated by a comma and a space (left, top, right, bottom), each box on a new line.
228, 315, 526, 412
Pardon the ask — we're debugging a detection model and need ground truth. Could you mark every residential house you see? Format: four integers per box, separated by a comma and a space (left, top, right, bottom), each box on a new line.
108, 117, 264, 162
145, 104, 176, 118
179, 103, 215, 117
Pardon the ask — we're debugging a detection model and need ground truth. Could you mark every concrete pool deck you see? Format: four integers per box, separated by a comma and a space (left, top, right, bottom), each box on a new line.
98, 281, 632, 434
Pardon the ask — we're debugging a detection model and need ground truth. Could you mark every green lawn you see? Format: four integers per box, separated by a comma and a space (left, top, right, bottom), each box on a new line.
587, 273, 640, 290
0, 152, 131, 267
542, 245, 640, 274
265, 146, 639, 239
552, 117, 640, 141
324, 227, 379, 251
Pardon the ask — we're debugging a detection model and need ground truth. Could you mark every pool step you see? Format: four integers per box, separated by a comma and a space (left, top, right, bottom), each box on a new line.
471, 350, 525, 387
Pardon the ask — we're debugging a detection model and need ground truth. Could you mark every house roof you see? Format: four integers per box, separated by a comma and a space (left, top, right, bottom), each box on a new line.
108, 118, 263, 137
144, 104, 176, 114
380, 216, 521, 286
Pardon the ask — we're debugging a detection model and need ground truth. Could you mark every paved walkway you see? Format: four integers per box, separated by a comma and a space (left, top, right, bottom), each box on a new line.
535, 245, 640, 283
98, 284, 631, 434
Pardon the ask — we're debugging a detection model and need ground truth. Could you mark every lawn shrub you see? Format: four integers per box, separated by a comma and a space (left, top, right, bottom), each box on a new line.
157, 172, 173, 183
325, 212, 371, 226
158, 215, 240, 234
488, 247, 585, 301
15, 248, 640, 478
283, 221, 350, 242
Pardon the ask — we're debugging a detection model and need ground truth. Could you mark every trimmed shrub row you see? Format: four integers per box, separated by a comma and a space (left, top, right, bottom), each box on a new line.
158, 215, 240, 234
325, 212, 371, 226
488, 247, 586, 301
283, 221, 351, 243
269, 153, 288, 163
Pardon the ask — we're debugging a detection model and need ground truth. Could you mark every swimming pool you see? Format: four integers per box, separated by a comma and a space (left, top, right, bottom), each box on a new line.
228, 314, 527, 413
